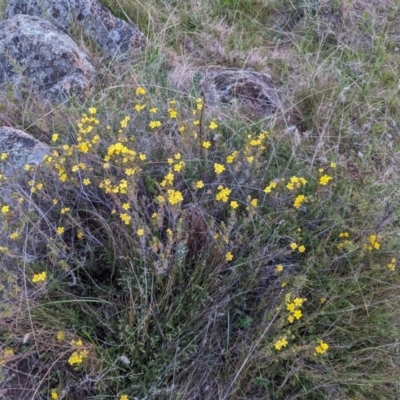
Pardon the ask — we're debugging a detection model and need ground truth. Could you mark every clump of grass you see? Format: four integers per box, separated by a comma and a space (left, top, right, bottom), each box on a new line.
0, 82, 399, 399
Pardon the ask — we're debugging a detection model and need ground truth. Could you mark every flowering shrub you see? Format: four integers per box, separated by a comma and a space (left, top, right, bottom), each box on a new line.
0, 84, 398, 400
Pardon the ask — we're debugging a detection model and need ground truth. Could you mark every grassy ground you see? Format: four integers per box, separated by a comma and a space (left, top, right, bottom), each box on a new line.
1, 0, 400, 399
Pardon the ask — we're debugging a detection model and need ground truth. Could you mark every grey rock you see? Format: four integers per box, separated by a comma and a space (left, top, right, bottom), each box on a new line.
0, 15, 95, 103
6, 0, 147, 58
0, 126, 49, 171
200, 67, 280, 117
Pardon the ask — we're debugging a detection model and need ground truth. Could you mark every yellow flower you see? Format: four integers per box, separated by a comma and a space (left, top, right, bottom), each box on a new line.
10, 232, 19, 240
135, 87, 147, 96
293, 309, 302, 320
173, 161, 185, 172
293, 194, 306, 209
286, 176, 307, 190
226, 151, 238, 164
51, 133, 59, 142
202, 141, 211, 149
50, 389, 59, 400
32, 271, 47, 283
338, 232, 349, 238
250, 198, 258, 207
330, 162, 336, 168
61, 207, 70, 214
196, 98, 203, 110
293, 297, 306, 307
193, 119, 200, 126
387, 258, 396, 272
225, 252, 234, 261
119, 395, 129, 400
249, 138, 262, 146
168, 109, 178, 118
122, 203, 130, 210
137, 229, 144, 237
215, 186, 231, 202
150, 107, 158, 113
364, 234, 381, 251
1, 205, 10, 214
56, 331, 65, 341
230, 201, 239, 209
83, 178, 91, 185
1, 152, 8, 160
214, 163, 225, 175
134, 103, 146, 112
290, 242, 298, 250
246, 156, 254, 163
139, 153, 147, 161
120, 116, 131, 129
264, 182, 277, 193
209, 121, 218, 130
125, 168, 136, 176
287, 315, 295, 323
161, 172, 174, 187
319, 174, 333, 186
298, 245, 306, 253
71, 339, 83, 347
77, 142, 90, 153
57, 227, 65, 235
286, 303, 296, 312
120, 213, 131, 225
275, 264, 284, 273
149, 120, 162, 129
195, 180, 204, 189
273, 337, 288, 351
68, 350, 88, 366
315, 340, 329, 355
88, 107, 97, 115
167, 190, 183, 205
59, 173, 68, 182
286, 182, 294, 190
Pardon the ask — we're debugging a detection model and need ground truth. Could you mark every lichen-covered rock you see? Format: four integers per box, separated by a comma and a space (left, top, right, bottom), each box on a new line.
0, 126, 49, 170
6, 0, 147, 58
0, 15, 95, 103
200, 68, 280, 117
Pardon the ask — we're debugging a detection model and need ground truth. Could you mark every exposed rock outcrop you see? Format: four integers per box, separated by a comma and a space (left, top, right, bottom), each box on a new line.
6, 0, 147, 58
0, 15, 95, 103
0, 126, 50, 171
200, 68, 280, 117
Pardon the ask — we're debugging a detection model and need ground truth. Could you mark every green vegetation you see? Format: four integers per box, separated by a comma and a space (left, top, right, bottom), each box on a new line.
1, 1, 400, 399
